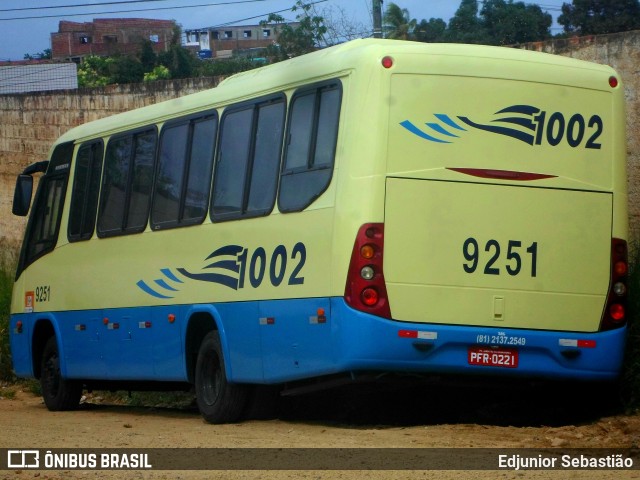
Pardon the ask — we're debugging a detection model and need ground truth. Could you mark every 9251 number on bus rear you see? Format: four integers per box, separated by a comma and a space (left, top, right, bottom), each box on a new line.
463, 238, 538, 277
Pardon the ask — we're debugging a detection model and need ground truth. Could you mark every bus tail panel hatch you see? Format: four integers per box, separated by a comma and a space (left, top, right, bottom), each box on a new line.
383, 177, 612, 333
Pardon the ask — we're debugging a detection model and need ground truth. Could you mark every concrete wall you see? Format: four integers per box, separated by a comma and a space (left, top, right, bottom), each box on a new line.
0, 77, 220, 257
521, 30, 640, 240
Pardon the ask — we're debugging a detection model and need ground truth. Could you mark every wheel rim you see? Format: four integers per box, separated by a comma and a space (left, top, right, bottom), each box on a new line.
201, 351, 222, 407
43, 350, 60, 398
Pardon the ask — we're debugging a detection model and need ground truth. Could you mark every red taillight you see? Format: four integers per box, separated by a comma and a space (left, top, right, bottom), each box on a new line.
361, 288, 379, 306
381, 56, 394, 69
601, 238, 628, 330
614, 261, 627, 276
344, 223, 391, 318
610, 304, 625, 322
609, 76, 619, 88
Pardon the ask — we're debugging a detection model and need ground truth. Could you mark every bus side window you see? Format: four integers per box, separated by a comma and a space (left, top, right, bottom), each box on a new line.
211, 95, 285, 222
20, 142, 74, 272
97, 128, 157, 237
127, 131, 156, 230
151, 114, 217, 230
278, 81, 342, 213
185, 117, 217, 222
68, 141, 104, 241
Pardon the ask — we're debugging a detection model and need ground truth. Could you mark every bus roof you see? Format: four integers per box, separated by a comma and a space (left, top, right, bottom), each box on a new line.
56, 38, 616, 145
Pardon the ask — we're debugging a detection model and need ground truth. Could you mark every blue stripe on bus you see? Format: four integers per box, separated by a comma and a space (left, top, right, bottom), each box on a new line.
160, 268, 183, 283
136, 280, 173, 299
154, 279, 179, 292
9, 297, 626, 384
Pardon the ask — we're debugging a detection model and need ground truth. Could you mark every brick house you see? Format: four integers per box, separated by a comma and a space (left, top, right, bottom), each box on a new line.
184, 23, 298, 58
51, 18, 177, 61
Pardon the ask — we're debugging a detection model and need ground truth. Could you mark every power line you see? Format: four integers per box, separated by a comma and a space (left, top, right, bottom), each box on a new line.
0, 0, 274, 21
201, 0, 328, 28
0, 0, 172, 13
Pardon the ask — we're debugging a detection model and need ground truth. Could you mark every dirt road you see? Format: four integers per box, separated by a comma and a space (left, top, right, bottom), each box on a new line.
1, 380, 639, 480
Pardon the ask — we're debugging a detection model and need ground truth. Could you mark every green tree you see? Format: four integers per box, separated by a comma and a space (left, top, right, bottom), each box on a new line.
444, 0, 551, 45
143, 65, 171, 82
414, 18, 447, 43
383, 2, 417, 40
155, 23, 198, 79
481, 0, 552, 45
261, 1, 328, 60
78, 54, 145, 86
445, 0, 488, 43
138, 40, 158, 72
558, 0, 640, 35
158, 45, 196, 79
77, 55, 110, 87
107, 55, 145, 84
23, 49, 52, 60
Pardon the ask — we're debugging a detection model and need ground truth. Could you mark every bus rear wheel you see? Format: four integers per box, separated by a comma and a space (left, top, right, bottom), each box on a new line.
195, 331, 248, 424
40, 336, 82, 411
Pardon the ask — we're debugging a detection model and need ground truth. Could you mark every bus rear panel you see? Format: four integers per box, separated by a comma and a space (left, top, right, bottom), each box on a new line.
337, 47, 627, 381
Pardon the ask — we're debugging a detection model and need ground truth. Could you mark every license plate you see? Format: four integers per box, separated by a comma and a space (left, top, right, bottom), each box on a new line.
468, 347, 518, 368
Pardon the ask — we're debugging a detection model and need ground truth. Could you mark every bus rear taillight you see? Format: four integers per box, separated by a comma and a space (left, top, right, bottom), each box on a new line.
600, 238, 628, 331
344, 223, 391, 319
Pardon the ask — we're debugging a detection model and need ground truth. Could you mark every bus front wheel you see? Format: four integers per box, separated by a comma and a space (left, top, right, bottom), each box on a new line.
40, 336, 82, 411
195, 331, 248, 424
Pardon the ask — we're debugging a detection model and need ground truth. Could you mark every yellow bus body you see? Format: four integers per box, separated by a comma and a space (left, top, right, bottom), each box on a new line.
9, 41, 628, 418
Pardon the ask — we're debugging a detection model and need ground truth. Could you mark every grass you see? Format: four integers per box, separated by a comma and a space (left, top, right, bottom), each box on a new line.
0, 384, 17, 399
84, 390, 195, 409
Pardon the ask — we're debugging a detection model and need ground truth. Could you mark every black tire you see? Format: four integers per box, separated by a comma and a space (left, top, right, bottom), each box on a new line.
195, 331, 248, 424
40, 336, 82, 411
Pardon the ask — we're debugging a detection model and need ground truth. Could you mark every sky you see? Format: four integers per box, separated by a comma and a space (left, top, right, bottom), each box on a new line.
0, 0, 566, 61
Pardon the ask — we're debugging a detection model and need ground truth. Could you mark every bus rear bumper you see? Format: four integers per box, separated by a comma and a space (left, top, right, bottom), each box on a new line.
331, 299, 626, 382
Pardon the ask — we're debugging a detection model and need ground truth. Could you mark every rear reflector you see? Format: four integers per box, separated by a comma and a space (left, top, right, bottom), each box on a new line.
559, 339, 596, 348
398, 330, 438, 340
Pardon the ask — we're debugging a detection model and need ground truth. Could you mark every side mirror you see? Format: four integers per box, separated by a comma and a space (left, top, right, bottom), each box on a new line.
12, 174, 33, 216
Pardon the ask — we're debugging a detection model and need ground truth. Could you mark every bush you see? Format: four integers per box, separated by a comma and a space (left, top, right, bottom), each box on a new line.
195, 57, 261, 77
0, 242, 17, 382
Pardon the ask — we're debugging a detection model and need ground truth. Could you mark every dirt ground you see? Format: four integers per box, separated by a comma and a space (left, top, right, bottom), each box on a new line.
1, 379, 639, 480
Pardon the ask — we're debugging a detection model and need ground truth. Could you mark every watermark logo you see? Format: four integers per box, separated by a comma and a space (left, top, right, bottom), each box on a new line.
7, 450, 39, 469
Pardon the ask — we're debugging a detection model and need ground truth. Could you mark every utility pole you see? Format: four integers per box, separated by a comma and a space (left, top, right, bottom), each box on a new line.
373, 0, 383, 38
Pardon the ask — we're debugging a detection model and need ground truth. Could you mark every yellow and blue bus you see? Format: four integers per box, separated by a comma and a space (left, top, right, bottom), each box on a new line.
10, 39, 628, 423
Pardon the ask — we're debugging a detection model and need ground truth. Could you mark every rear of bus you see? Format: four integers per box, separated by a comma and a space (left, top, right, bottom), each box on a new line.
338, 43, 627, 382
